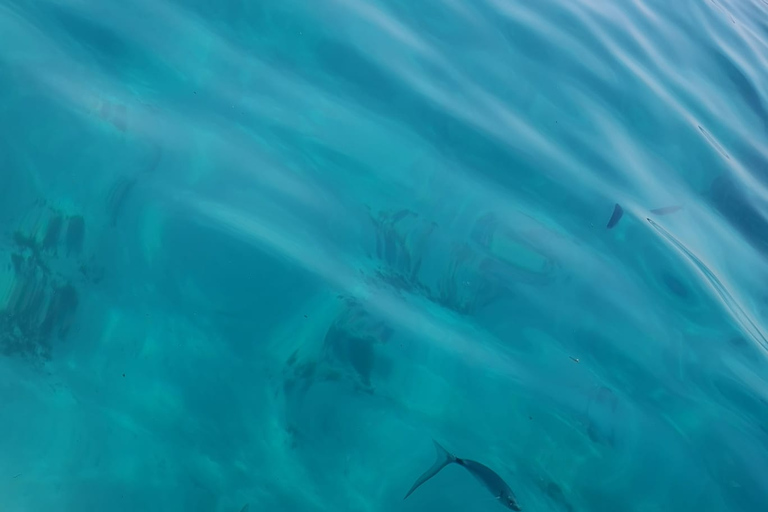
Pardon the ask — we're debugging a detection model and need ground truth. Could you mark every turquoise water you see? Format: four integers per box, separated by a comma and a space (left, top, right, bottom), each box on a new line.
1, 0, 768, 510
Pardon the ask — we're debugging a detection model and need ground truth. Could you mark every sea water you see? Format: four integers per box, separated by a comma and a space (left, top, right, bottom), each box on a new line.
1, 0, 767, 511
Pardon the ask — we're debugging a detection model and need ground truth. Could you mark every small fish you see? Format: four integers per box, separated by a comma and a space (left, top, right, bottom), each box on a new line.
404, 440, 521, 510
569, 357, 580, 363
650, 205, 682, 215
606, 204, 623, 229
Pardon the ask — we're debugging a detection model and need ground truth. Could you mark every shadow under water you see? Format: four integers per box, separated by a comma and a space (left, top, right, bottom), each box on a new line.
0, 205, 93, 362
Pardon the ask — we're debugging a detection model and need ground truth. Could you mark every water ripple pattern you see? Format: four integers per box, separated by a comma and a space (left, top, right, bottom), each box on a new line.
1, 0, 767, 511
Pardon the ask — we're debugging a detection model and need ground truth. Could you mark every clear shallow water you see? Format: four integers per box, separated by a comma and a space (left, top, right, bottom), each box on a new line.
1, 0, 768, 510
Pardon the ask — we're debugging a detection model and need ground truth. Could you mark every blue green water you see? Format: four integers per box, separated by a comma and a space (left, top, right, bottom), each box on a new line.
1, 0, 768, 510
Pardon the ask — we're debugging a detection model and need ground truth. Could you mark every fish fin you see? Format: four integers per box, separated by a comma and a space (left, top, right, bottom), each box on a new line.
403, 440, 457, 500
431, 439, 457, 463
606, 203, 623, 229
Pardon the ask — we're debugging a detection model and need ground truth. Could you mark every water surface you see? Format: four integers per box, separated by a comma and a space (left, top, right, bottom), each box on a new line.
1, 0, 768, 511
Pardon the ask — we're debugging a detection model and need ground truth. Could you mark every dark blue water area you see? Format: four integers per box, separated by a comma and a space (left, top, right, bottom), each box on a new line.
1, 0, 768, 511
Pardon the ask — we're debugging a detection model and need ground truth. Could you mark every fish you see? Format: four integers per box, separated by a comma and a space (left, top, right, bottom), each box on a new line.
404, 440, 522, 510
606, 203, 623, 229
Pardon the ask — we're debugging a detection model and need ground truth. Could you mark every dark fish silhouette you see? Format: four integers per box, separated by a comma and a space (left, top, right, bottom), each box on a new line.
404, 440, 521, 510
606, 203, 623, 229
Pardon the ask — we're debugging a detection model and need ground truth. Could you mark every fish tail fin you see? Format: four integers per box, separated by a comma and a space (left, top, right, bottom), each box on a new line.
432, 439, 457, 463
403, 440, 457, 500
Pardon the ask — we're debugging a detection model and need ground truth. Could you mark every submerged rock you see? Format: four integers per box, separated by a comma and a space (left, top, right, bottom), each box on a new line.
42, 215, 64, 253
1, 206, 87, 362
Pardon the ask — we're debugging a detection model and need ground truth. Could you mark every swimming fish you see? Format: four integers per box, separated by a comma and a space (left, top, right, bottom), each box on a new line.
404, 440, 521, 510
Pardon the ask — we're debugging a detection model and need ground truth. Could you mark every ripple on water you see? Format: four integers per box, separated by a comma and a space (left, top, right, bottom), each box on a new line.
1, 0, 768, 511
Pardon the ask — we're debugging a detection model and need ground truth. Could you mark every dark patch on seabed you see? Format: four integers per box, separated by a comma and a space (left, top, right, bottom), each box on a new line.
1, 249, 77, 361
280, 297, 395, 401
367, 208, 552, 316
535, 478, 575, 512
1, 205, 98, 362
321, 298, 394, 390
41, 214, 64, 253
369, 207, 435, 294
585, 386, 620, 447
